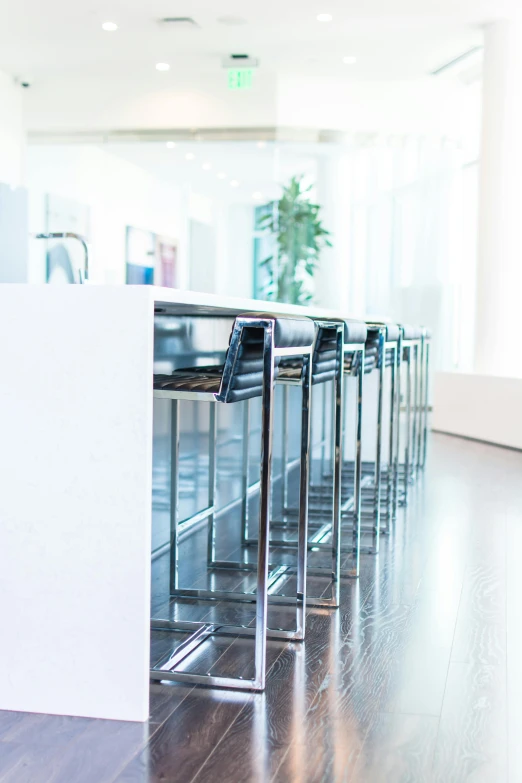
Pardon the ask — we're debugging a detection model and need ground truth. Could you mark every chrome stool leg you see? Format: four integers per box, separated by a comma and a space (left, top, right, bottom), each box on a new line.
330, 338, 344, 602
240, 399, 250, 544
393, 330, 404, 522
411, 341, 419, 482
351, 347, 364, 577
206, 404, 218, 566
169, 399, 180, 594
403, 343, 413, 505
256, 332, 276, 676
366, 328, 385, 554
384, 343, 398, 533
421, 334, 430, 469
320, 382, 328, 481
415, 334, 425, 471
282, 385, 290, 507
296, 354, 312, 631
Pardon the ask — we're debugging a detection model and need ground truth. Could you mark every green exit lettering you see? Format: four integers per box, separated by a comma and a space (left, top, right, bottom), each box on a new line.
228, 68, 253, 90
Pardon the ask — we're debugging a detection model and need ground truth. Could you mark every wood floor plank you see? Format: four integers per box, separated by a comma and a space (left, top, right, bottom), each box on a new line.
351, 713, 439, 783
0, 710, 93, 746
506, 508, 522, 783
0, 740, 76, 783
432, 661, 507, 782
191, 600, 362, 782
123, 687, 254, 783
451, 562, 506, 666
31, 718, 150, 783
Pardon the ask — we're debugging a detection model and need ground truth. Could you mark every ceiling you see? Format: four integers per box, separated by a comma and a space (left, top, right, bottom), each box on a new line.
0, 0, 513, 83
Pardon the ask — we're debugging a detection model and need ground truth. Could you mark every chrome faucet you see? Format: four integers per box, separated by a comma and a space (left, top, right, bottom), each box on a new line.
34, 232, 90, 283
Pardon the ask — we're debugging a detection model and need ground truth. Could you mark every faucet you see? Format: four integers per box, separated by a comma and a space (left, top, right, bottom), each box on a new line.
34, 232, 90, 283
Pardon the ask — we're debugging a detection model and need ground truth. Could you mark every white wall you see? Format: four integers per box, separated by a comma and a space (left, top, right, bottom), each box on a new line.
433, 371, 522, 450
27, 145, 187, 284
277, 76, 481, 138
219, 204, 254, 298
0, 70, 27, 283
474, 20, 522, 378
0, 70, 25, 187
315, 154, 353, 313
25, 71, 480, 145
25, 71, 278, 134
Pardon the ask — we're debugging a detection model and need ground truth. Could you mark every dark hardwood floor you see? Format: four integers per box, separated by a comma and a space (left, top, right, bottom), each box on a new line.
1, 432, 520, 782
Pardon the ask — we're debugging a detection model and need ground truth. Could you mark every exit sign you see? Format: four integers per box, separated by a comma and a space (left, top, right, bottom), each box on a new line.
228, 68, 253, 90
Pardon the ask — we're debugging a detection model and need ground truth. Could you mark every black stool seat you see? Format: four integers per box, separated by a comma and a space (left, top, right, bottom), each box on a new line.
367, 323, 400, 343
402, 324, 423, 340
344, 320, 368, 344
154, 312, 315, 403
277, 361, 303, 382
343, 346, 376, 374
154, 369, 222, 394
362, 344, 379, 373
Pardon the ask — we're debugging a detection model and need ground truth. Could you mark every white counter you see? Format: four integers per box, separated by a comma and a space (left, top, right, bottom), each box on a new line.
0, 285, 365, 723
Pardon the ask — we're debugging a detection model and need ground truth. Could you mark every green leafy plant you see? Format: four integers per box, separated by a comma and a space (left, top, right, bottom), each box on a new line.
258, 175, 332, 305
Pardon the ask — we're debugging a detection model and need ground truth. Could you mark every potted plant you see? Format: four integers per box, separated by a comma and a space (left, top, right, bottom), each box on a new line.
258, 175, 332, 305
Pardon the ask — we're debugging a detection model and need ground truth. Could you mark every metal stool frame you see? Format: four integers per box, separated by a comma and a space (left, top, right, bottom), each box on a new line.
241, 321, 366, 607
417, 327, 431, 470
355, 324, 400, 550
151, 314, 313, 692
397, 329, 422, 506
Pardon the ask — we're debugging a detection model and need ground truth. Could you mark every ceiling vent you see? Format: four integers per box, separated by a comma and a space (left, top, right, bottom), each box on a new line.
159, 17, 199, 28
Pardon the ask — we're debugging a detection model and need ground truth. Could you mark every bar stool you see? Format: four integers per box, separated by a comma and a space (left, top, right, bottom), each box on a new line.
251, 319, 366, 608
417, 326, 431, 470
150, 313, 315, 692
358, 322, 400, 550
397, 324, 422, 506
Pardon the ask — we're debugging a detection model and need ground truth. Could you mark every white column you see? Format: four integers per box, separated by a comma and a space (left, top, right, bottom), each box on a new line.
0, 69, 25, 187
0, 70, 28, 283
314, 154, 353, 313
475, 20, 522, 377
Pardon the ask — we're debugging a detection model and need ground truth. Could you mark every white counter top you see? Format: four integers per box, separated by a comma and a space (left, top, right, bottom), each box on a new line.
150, 284, 363, 320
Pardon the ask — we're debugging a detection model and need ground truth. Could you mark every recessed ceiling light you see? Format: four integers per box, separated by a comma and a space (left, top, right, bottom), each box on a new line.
230, 180, 240, 188
166, 141, 176, 149
252, 191, 263, 200
317, 13, 333, 22
343, 56, 357, 65
256, 141, 267, 149
185, 152, 195, 161
217, 171, 227, 179
102, 21, 118, 31
202, 162, 212, 170
156, 62, 170, 72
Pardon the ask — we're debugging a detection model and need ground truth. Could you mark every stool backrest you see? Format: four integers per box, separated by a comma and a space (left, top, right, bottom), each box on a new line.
311, 322, 344, 385
365, 323, 402, 373
218, 313, 315, 403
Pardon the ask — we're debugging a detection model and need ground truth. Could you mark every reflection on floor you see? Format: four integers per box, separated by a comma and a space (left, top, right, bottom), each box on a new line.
1, 432, 520, 783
